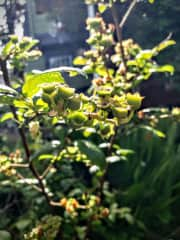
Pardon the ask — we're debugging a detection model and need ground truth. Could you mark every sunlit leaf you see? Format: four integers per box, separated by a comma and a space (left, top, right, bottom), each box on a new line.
139, 125, 166, 138
155, 65, 174, 74
0, 84, 18, 96
23, 72, 64, 97
106, 156, 121, 163
98, 3, 108, 13
40, 66, 87, 78
154, 40, 176, 52
0, 112, 14, 122
73, 56, 87, 66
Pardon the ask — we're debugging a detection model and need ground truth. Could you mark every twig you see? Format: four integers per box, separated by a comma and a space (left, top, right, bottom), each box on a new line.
111, 4, 127, 78
16, 172, 42, 192
10, 163, 29, 168
40, 164, 53, 180
119, 0, 138, 29
99, 126, 119, 197
111, 0, 138, 79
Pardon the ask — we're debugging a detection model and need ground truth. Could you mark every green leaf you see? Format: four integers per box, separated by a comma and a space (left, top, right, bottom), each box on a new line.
20, 37, 39, 51
41, 66, 87, 78
0, 231, 11, 240
116, 149, 135, 156
1, 40, 14, 58
106, 156, 121, 163
155, 65, 174, 74
0, 93, 16, 104
38, 154, 54, 161
73, 56, 87, 66
155, 40, 176, 52
0, 84, 18, 96
98, 3, 108, 13
136, 50, 153, 60
0, 112, 14, 122
22, 72, 64, 97
139, 125, 166, 138
77, 140, 106, 168
15, 219, 31, 230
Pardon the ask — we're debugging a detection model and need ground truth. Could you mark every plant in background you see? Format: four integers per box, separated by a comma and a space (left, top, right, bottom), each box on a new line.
0, 0, 180, 240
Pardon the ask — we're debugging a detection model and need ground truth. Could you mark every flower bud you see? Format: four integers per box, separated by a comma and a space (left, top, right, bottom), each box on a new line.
101, 208, 109, 217
60, 198, 67, 207
29, 121, 40, 138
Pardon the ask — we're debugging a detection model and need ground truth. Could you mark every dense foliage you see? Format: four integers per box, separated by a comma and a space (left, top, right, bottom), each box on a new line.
0, 0, 180, 239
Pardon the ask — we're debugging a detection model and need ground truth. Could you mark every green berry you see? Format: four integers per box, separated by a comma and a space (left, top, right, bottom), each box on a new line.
58, 85, 75, 99
67, 96, 81, 111
126, 93, 143, 110
68, 112, 88, 127
42, 84, 56, 94
112, 107, 128, 119
42, 93, 52, 105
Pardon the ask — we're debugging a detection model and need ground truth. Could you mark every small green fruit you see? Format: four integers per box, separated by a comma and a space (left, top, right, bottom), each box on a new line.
68, 112, 88, 127
58, 85, 75, 99
80, 94, 89, 103
68, 96, 81, 111
126, 93, 143, 110
51, 89, 62, 104
42, 84, 56, 94
101, 124, 111, 135
97, 88, 112, 97
42, 93, 52, 105
101, 35, 113, 48
86, 17, 102, 30
112, 107, 128, 119
10, 35, 18, 43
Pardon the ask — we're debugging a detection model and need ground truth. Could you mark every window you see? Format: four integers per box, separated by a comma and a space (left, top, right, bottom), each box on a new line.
48, 55, 72, 68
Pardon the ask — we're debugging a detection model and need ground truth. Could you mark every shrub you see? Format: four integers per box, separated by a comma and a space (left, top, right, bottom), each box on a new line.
0, 0, 180, 239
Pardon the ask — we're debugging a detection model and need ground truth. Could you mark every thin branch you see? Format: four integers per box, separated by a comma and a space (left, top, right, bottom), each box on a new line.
10, 163, 29, 168
0, 59, 52, 207
119, 0, 138, 29
40, 164, 53, 180
99, 126, 119, 197
16, 172, 42, 192
111, 4, 127, 77
111, 0, 138, 80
